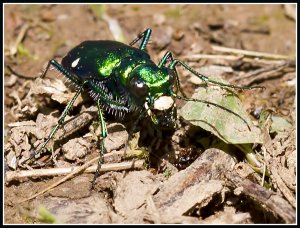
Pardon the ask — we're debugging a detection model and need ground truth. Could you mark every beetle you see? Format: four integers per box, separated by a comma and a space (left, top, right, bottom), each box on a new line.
21, 28, 263, 187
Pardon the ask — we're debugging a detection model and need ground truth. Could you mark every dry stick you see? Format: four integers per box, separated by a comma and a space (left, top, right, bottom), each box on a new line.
8, 23, 30, 56
242, 57, 290, 66
230, 61, 295, 86
183, 54, 288, 66
16, 156, 98, 203
14, 158, 145, 203
211, 45, 293, 60
6, 158, 145, 182
236, 64, 286, 81
261, 147, 267, 187
8, 121, 36, 127
243, 69, 285, 86
183, 54, 241, 61
183, 52, 295, 86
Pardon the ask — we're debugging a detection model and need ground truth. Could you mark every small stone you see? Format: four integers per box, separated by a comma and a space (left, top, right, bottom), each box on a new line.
6, 150, 17, 170
40, 9, 56, 22
172, 29, 184, 41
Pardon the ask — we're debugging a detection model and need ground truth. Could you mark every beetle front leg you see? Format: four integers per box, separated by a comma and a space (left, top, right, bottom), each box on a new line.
169, 59, 264, 90
158, 51, 174, 67
91, 99, 108, 189
129, 28, 152, 51
158, 51, 186, 96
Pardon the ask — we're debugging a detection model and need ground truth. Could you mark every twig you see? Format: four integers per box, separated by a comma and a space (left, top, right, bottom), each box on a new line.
8, 23, 30, 56
16, 156, 98, 203
212, 45, 293, 60
237, 60, 294, 80
240, 69, 285, 86
7, 121, 36, 128
6, 158, 145, 183
242, 57, 291, 66
230, 60, 295, 85
183, 54, 242, 61
7, 156, 96, 183
183, 54, 290, 67
6, 64, 37, 80
261, 147, 267, 187
13, 159, 145, 203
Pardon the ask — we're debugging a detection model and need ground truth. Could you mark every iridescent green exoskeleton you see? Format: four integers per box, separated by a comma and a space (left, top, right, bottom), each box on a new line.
22, 28, 263, 187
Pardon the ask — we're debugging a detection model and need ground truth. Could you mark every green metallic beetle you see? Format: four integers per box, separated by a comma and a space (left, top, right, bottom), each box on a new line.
23, 28, 262, 187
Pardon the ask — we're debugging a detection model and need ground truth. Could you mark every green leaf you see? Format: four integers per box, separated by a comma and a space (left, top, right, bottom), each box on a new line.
258, 109, 293, 133
270, 116, 293, 133
178, 78, 263, 144
38, 206, 57, 224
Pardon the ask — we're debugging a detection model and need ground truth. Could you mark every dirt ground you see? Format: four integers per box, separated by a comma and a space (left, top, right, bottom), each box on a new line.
4, 4, 296, 224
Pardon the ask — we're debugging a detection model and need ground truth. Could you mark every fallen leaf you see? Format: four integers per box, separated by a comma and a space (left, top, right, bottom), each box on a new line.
179, 78, 263, 144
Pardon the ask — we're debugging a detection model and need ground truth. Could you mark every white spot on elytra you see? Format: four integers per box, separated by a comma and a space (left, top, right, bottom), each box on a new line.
71, 58, 80, 68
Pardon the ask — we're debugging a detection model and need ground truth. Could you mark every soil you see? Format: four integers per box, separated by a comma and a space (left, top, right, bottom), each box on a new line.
4, 4, 296, 224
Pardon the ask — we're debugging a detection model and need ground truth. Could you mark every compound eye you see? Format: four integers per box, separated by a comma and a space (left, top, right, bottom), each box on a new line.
130, 75, 149, 97
168, 69, 177, 86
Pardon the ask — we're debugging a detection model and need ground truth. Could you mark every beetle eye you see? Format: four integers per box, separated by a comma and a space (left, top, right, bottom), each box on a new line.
168, 69, 177, 86
130, 75, 149, 97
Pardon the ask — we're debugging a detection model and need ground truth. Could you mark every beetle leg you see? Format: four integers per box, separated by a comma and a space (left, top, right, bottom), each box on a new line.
91, 99, 108, 189
22, 81, 87, 165
169, 59, 264, 90
40, 59, 54, 78
158, 51, 186, 96
158, 51, 173, 67
129, 28, 152, 51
